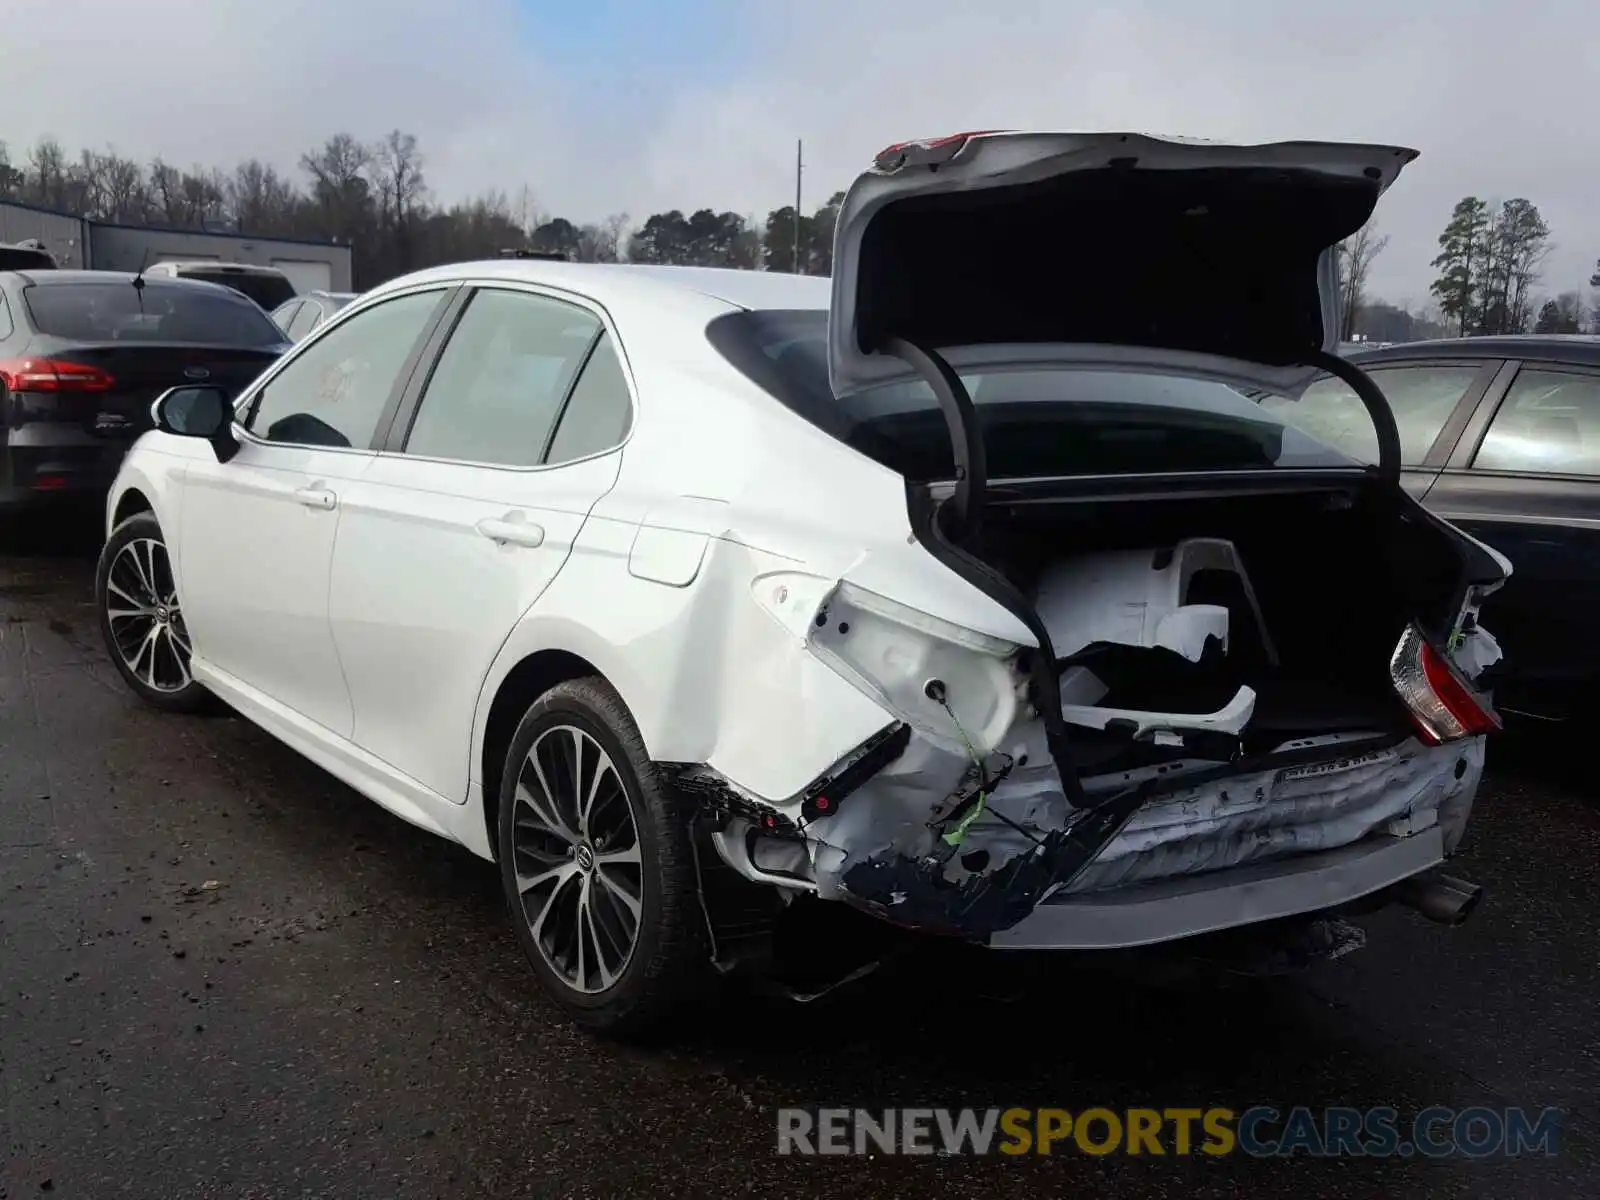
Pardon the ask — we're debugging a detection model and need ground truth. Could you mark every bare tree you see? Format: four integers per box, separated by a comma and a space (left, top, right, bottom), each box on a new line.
574, 213, 627, 262
372, 131, 427, 225
100, 150, 147, 223
511, 185, 542, 239
27, 138, 69, 209
229, 159, 300, 235
1337, 221, 1390, 340
145, 159, 176, 223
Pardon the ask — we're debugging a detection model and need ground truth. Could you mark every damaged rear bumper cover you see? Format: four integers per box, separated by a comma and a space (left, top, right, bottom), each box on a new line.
694, 730, 1484, 947
698, 534, 1501, 950
819, 730, 1484, 942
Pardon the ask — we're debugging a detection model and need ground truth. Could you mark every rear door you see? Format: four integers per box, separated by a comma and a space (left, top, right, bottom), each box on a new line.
328, 283, 633, 801
1423, 360, 1600, 719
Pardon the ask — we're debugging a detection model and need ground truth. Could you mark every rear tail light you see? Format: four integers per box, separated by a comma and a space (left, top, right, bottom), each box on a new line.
0, 357, 116, 393
873, 130, 1007, 171
1390, 624, 1501, 744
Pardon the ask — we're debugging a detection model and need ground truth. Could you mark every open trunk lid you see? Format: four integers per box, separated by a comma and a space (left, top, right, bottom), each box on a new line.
794, 134, 1510, 929
826, 131, 1418, 401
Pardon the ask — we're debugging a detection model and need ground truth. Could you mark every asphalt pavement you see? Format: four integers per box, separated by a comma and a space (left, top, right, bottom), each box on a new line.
2, 511, 1596, 1199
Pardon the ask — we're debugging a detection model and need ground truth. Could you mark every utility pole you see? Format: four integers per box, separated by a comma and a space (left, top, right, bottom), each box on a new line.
793, 139, 803, 275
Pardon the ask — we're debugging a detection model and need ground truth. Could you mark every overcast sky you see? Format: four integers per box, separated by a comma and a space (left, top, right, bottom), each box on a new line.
4, 0, 1596, 307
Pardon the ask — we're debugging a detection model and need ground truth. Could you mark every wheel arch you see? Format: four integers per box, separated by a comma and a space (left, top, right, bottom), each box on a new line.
111, 486, 154, 528
478, 647, 613, 858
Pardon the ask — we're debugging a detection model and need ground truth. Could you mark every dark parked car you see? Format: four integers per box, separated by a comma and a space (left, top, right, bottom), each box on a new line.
1260, 335, 1600, 722
141, 262, 297, 312
0, 269, 289, 509
270, 290, 358, 343
0, 241, 56, 270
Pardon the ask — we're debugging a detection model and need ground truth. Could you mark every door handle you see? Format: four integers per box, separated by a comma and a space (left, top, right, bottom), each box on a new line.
476, 513, 546, 548
293, 485, 337, 511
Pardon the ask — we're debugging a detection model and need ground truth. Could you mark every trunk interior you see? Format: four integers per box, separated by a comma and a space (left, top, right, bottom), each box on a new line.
962, 477, 1474, 769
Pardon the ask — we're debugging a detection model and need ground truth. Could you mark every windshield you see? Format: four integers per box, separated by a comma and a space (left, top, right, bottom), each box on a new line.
24, 281, 288, 346
706, 310, 1357, 480
176, 270, 296, 311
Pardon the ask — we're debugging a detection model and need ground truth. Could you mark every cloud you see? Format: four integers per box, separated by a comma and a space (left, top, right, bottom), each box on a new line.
643, 0, 1600, 304
0, 0, 576, 205
3, 0, 1596, 304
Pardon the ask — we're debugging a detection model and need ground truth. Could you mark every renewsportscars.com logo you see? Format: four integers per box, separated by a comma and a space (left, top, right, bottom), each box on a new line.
776, 1106, 1563, 1158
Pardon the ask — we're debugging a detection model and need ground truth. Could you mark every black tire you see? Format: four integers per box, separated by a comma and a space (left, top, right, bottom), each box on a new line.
497, 676, 711, 1037
96, 512, 212, 714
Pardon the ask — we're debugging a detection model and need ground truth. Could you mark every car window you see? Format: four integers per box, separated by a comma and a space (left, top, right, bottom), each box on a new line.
287, 301, 323, 341
403, 288, 601, 467
1474, 369, 1600, 476
1258, 364, 1482, 466
705, 309, 1357, 480
546, 332, 632, 464
243, 289, 443, 449
181, 270, 295, 311
272, 299, 302, 332
22, 280, 285, 346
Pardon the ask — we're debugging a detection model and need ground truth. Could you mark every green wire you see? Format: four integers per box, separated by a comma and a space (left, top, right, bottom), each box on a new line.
937, 698, 988, 848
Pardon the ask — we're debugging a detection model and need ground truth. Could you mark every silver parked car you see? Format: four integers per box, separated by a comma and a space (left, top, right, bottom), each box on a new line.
270, 290, 359, 343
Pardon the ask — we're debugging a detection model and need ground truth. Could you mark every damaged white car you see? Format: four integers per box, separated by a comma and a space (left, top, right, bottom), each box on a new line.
98, 131, 1508, 1036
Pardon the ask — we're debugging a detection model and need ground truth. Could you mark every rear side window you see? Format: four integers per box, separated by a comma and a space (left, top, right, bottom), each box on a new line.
1474, 369, 1600, 476
23, 281, 286, 346
1263, 364, 1481, 466
402, 288, 601, 467
546, 333, 632, 464
706, 309, 1354, 479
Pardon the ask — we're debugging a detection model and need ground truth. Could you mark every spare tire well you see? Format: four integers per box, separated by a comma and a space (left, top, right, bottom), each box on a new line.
479, 649, 603, 858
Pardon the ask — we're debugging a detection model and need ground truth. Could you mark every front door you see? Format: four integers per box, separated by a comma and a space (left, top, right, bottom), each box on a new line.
328, 284, 633, 801
179, 287, 451, 737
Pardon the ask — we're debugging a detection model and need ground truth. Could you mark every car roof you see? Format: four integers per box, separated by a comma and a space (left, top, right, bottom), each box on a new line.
1348, 335, 1600, 369
366, 260, 832, 313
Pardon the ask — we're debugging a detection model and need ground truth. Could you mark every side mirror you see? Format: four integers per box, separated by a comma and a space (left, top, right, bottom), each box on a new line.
152, 385, 239, 462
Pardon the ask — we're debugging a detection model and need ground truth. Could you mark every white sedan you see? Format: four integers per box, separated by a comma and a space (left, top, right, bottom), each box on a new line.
96, 131, 1507, 1035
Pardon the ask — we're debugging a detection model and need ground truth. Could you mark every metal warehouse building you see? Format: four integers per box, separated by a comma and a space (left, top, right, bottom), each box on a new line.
0, 199, 352, 293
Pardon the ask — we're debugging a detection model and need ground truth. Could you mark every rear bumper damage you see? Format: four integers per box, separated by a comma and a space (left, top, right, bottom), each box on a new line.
699, 720, 1485, 948
810, 729, 1484, 943
695, 531, 1500, 951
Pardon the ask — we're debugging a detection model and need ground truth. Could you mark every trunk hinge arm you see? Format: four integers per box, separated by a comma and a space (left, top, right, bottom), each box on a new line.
1306, 349, 1401, 486
878, 335, 987, 543
873, 334, 1089, 812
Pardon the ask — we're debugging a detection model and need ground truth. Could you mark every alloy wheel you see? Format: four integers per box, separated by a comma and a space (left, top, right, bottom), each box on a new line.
511, 725, 644, 994
104, 537, 193, 693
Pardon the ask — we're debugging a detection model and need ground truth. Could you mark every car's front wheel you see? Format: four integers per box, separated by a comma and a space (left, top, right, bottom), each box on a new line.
96, 512, 211, 713
497, 676, 710, 1037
